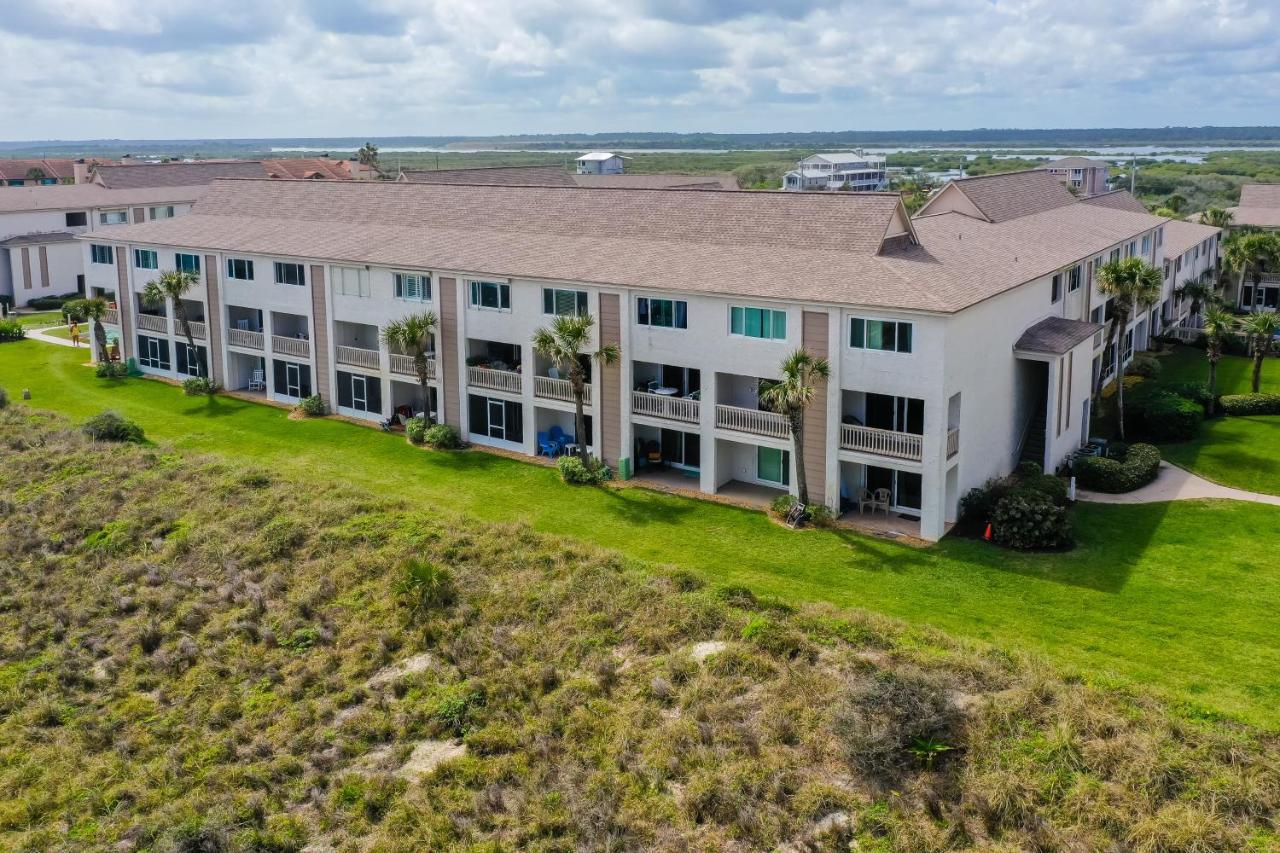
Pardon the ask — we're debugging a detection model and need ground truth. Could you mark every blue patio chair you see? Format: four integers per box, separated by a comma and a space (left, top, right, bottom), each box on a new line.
537, 431, 560, 458
548, 425, 568, 452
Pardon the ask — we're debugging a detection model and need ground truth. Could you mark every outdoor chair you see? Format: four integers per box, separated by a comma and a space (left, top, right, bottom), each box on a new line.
548, 366, 560, 380
548, 425, 569, 452
537, 431, 560, 458
247, 369, 265, 391
859, 488, 890, 516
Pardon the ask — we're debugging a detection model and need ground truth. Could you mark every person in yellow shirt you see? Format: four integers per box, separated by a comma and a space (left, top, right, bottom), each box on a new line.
69, 319, 81, 348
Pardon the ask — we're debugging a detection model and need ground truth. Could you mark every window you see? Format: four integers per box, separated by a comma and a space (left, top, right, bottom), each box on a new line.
272, 360, 312, 399
337, 370, 383, 414
1127, 241, 1137, 257
636, 297, 687, 329
543, 287, 588, 316
334, 266, 369, 298
175, 253, 200, 274
849, 317, 912, 353
730, 305, 787, 340
149, 205, 175, 220
176, 344, 207, 378
395, 272, 431, 301
1067, 264, 1082, 292
1156, 226, 1163, 248
65, 211, 87, 228
1141, 234, 1151, 255
99, 209, 128, 225
757, 446, 790, 486
90, 244, 114, 265
274, 262, 305, 287
137, 335, 171, 370
1051, 273, 1062, 304
134, 248, 158, 269
469, 280, 510, 310
1109, 248, 1121, 263
226, 258, 254, 280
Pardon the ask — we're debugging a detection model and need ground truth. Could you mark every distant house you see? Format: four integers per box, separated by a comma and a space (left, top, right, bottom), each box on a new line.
0, 158, 112, 187
781, 151, 888, 192
1226, 183, 1280, 232
1036, 157, 1109, 196
575, 152, 625, 175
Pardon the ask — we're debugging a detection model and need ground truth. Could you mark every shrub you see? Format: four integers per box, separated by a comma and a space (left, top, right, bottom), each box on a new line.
295, 394, 325, 417
990, 492, 1071, 550
396, 558, 456, 619
181, 377, 219, 397
0, 386, 7, 410
95, 361, 128, 379
26, 295, 69, 311
1125, 352, 1162, 378
808, 504, 835, 528
1127, 389, 1202, 442
1163, 381, 1214, 411
0, 319, 25, 342
831, 668, 961, 782
423, 423, 461, 449
557, 455, 611, 485
770, 494, 798, 517
959, 476, 1015, 524
1219, 393, 1280, 416
404, 415, 427, 445
1074, 443, 1161, 493
1018, 472, 1069, 506
82, 411, 144, 443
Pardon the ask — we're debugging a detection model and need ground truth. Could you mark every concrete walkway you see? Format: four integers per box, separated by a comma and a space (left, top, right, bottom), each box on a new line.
1077, 461, 1280, 507
24, 326, 83, 348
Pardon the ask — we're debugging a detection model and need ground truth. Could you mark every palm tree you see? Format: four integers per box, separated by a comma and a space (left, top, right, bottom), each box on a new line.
760, 349, 830, 507
68, 297, 109, 363
1174, 277, 1215, 317
1165, 194, 1187, 214
1240, 311, 1279, 393
1095, 257, 1163, 439
142, 270, 202, 375
381, 312, 439, 425
357, 142, 380, 169
532, 314, 620, 464
1224, 231, 1280, 311
1200, 207, 1233, 229
1202, 307, 1237, 416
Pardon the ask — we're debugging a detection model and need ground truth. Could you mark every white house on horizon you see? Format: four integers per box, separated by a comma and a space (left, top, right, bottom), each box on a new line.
782, 151, 889, 192
575, 152, 625, 175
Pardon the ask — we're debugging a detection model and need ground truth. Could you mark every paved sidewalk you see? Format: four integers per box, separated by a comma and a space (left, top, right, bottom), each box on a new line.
24, 326, 82, 348
1077, 461, 1280, 507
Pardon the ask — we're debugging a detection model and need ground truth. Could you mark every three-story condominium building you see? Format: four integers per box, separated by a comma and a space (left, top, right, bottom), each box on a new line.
81, 171, 1171, 541
782, 151, 888, 192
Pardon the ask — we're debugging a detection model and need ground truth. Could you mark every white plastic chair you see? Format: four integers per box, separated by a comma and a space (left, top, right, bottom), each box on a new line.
247, 368, 265, 391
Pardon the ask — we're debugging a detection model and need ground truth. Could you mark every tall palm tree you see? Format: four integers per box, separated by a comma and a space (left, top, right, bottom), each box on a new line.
1223, 231, 1280, 311
1174, 277, 1215, 318
1199, 207, 1233, 229
760, 349, 830, 507
68, 297, 109, 363
1240, 311, 1279, 393
141, 270, 202, 374
1202, 307, 1237, 416
381, 312, 439, 425
357, 142, 380, 169
1095, 257, 1163, 439
532, 314, 620, 464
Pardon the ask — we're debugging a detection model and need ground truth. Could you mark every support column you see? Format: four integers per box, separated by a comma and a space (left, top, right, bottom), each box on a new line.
309, 265, 331, 406
698, 370, 718, 495
598, 292, 622, 467
203, 255, 224, 385
437, 276, 462, 432
800, 310, 829, 507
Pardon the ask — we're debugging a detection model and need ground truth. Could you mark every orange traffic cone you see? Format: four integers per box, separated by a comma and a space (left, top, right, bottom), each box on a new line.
983, 522, 993, 542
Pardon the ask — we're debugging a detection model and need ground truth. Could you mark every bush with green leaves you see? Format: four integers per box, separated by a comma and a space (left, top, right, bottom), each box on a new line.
1163, 381, 1214, 412
81, 410, 144, 443
181, 377, 219, 397
557, 455, 611, 485
0, 319, 25, 342
396, 558, 456, 620
0, 386, 7, 410
831, 668, 961, 782
404, 415, 427, 445
95, 361, 128, 379
1074, 443, 1161, 493
770, 493, 798, 517
990, 492, 1072, 550
296, 394, 326, 417
1125, 352, 1162, 379
1127, 388, 1202, 442
423, 423, 461, 449
1219, 393, 1280, 416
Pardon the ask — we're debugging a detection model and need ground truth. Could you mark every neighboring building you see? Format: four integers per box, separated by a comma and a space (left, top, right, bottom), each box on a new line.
575, 152, 625, 175
0, 183, 209, 307
399, 164, 736, 190
82, 171, 1168, 541
262, 158, 361, 180
1226, 183, 1280, 231
1155, 219, 1221, 334
0, 158, 111, 187
92, 161, 273, 189
1036, 157, 1110, 196
782, 151, 888, 192
1079, 189, 1148, 215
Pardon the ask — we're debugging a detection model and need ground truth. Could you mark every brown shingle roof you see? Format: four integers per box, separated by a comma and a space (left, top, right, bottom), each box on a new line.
1080, 190, 1149, 215
1014, 316, 1103, 355
571, 174, 738, 190
927, 169, 1078, 223
1162, 219, 1220, 258
93, 161, 267, 189
262, 158, 352, 180
1037, 157, 1109, 171
401, 165, 576, 187
0, 183, 209, 214
1239, 184, 1280, 208
85, 178, 1166, 315
0, 158, 78, 182
0, 231, 78, 248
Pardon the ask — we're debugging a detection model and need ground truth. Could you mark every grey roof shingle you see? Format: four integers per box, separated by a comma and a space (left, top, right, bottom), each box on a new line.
1239, 184, 1280, 208
1161, 219, 1221, 258
1080, 190, 1149, 215
0, 231, 78, 248
940, 170, 1078, 223
1014, 316, 1103, 355
0, 183, 209, 214
400, 165, 737, 190
93, 161, 267, 189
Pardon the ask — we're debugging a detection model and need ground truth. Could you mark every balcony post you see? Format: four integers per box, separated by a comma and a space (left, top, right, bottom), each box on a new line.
698, 372, 718, 495
520, 342, 537, 457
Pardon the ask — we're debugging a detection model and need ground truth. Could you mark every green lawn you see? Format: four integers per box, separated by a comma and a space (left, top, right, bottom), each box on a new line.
1151, 346, 1280, 495
4, 339, 1280, 726
10, 310, 65, 329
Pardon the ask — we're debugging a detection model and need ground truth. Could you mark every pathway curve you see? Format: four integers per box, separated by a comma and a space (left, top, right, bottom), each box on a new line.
1077, 461, 1280, 507
24, 326, 83, 349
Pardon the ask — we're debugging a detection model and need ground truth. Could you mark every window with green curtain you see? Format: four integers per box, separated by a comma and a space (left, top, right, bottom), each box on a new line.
730, 306, 744, 334
850, 317, 911, 353
772, 310, 787, 340
731, 305, 785, 340
757, 446, 790, 485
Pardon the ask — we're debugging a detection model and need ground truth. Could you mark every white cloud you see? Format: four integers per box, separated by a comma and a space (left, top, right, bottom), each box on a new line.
0, 0, 1276, 138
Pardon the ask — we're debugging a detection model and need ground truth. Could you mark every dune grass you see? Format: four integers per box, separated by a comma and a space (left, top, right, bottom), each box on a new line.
3, 339, 1280, 727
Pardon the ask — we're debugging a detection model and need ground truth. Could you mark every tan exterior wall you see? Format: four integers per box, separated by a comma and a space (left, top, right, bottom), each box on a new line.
801, 310, 828, 505
598, 293, 622, 466
115, 252, 132, 359
20, 247, 31, 290
37, 246, 49, 289
438, 276, 460, 429
309, 265, 331, 405
204, 255, 224, 384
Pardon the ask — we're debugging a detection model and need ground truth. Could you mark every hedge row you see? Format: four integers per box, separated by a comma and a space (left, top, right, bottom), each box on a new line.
1073, 443, 1161, 493
1219, 393, 1280, 416
1126, 388, 1203, 442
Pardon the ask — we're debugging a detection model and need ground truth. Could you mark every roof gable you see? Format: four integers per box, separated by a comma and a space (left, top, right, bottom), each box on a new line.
929, 170, 1078, 223
1080, 190, 1149, 215
93, 161, 267, 189
1240, 184, 1280, 208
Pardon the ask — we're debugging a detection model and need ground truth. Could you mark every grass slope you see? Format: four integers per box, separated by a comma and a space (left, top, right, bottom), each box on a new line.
1, 411, 1277, 850
3, 341, 1280, 727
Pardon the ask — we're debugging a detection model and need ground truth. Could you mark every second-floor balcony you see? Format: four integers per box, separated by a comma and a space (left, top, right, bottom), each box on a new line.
135, 313, 168, 334
103, 307, 120, 325
534, 375, 590, 405
336, 344, 380, 370
390, 352, 437, 380
715, 403, 790, 439
840, 423, 923, 462
228, 328, 264, 350
272, 335, 311, 359
468, 365, 522, 394
186, 320, 207, 340
633, 390, 699, 424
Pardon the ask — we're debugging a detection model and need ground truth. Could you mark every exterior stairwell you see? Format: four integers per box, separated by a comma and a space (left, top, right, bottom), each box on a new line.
1018, 399, 1048, 470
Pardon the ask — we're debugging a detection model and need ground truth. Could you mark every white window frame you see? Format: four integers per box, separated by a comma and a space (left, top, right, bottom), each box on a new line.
849, 316, 913, 354
542, 287, 588, 317
226, 258, 254, 281
175, 253, 200, 274
99, 209, 128, 226
90, 244, 114, 265
729, 305, 787, 341
394, 272, 432, 302
149, 205, 175, 220
274, 261, 305, 287
333, 265, 370, 298
635, 296, 687, 330
469, 280, 511, 311
134, 248, 158, 270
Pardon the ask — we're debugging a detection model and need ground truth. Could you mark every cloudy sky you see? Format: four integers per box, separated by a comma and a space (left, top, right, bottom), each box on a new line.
1, 0, 1276, 139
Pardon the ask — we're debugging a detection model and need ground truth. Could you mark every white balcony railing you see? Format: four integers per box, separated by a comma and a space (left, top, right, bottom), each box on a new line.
716, 404, 790, 439
840, 423, 922, 461
1165, 326, 1202, 343
468, 365, 522, 394
103, 307, 120, 326
632, 390, 699, 424
186, 321, 206, 340
389, 353, 437, 380
946, 428, 960, 459
272, 335, 310, 359
534, 375, 590, 405
227, 328, 264, 350
335, 345, 380, 370
135, 313, 168, 333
